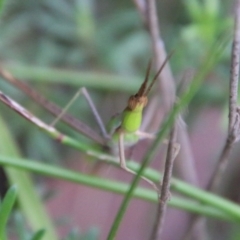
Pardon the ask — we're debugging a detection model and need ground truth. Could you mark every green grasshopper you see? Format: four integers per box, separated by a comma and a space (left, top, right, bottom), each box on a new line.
110, 54, 174, 191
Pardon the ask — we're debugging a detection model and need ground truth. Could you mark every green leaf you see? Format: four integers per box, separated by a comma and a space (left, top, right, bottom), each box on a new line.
0, 185, 18, 240
0, 115, 58, 240
0, 0, 6, 18
0, 155, 239, 223
184, 0, 202, 22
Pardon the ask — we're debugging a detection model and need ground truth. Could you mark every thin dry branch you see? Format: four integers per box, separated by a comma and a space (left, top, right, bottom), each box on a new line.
207, 0, 240, 191
0, 67, 105, 145
134, 0, 175, 108
183, 1, 240, 239
146, 0, 176, 109
229, 0, 240, 132
149, 124, 177, 240
0, 90, 59, 138
207, 110, 240, 190
133, 0, 147, 24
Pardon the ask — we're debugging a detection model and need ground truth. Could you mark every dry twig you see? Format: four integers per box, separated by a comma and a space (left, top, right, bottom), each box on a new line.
183, 1, 240, 239
149, 124, 178, 240
0, 67, 105, 145
207, 0, 240, 191
0, 90, 59, 138
146, 0, 175, 108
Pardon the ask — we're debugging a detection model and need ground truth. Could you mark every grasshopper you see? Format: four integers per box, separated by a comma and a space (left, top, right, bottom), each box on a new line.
110, 53, 174, 191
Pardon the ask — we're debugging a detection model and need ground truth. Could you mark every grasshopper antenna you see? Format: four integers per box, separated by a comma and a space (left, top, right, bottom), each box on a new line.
137, 60, 152, 97
145, 50, 175, 96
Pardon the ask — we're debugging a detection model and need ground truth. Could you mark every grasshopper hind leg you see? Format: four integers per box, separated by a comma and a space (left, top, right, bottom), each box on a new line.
51, 87, 110, 140
118, 131, 160, 193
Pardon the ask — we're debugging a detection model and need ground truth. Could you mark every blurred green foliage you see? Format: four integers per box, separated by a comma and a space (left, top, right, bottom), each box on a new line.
0, 0, 151, 71
0, 0, 235, 238
64, 227, 99, 240
181, 0, 232, 65
0, 185, 17, 240
0, 0, 233, 187
11, 213, 97, 240
0, 0, 155, 162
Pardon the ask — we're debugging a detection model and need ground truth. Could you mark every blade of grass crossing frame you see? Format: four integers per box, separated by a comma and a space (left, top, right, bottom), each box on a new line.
0, 185, 17, 240
0, 156, 239, 222
0, 115, 57, 240
0, 0, 6, 17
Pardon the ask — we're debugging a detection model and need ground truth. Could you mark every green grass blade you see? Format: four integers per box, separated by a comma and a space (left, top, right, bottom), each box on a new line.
2, 64, 140, 92
128, 161, 240, 220
0, 156, 239, 222
0, 185, 17, 240
0, 0, 6, 18
0, 115, 58, 240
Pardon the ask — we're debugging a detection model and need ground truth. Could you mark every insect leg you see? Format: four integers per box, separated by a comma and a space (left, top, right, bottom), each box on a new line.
51, 87, 109, 140
118, 131, 160, 192
80, 87, 109, 140
50, 88, 82, 126
136, 130, 181, 160
135, 130, 155, 139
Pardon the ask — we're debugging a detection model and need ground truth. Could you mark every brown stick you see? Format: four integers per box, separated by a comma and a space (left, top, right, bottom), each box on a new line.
183, 1, 240, 239
149, 124, 177, 240
0, 90, 58, 137
0, 67, 105, 145
146, 0, 176, 109
208, 0, 240, 190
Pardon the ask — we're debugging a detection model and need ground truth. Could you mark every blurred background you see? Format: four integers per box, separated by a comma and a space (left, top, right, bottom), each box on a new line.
0, 0, 239, 239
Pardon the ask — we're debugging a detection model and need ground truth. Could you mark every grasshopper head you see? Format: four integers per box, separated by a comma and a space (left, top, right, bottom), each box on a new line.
127, 94, 148, 111
127, 51, 173, 112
